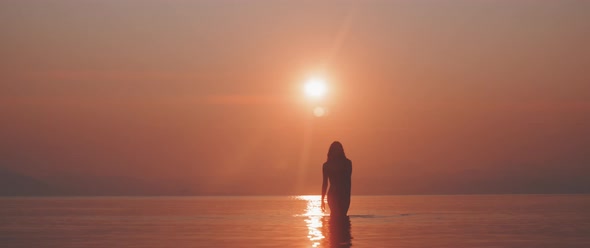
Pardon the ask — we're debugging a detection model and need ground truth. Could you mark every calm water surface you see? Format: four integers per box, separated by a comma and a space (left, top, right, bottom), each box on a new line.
1, 195, 589, 247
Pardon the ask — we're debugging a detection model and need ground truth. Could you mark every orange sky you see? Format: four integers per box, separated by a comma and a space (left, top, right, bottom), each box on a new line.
1, 0, 589, 195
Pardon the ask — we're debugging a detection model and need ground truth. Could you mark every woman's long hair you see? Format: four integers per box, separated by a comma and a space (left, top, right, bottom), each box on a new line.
327, 141, 347, 162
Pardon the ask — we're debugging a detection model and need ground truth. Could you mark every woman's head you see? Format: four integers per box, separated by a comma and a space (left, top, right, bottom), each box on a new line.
327, 141, 346, 161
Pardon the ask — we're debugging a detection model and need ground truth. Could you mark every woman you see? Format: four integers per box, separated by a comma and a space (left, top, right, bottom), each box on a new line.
321, 141, 352, 218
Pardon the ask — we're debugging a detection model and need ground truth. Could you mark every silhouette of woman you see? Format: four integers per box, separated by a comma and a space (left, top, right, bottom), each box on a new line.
321, 141, 352, 218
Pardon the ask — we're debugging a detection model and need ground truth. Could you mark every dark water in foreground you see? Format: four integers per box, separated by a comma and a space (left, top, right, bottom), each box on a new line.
1, 195, 589, 247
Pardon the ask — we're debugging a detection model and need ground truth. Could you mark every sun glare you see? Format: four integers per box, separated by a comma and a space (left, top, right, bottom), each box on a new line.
304, 78, 327, 99
294, 195, 325, 247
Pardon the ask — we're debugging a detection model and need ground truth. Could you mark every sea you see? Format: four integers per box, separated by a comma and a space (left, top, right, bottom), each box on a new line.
1, 195, 589, 248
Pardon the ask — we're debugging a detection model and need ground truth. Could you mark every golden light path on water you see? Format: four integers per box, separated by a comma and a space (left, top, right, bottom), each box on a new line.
296, 195, 325, 247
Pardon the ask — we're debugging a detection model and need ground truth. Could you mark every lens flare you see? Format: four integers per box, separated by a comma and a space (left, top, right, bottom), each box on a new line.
313, 107, 326, 117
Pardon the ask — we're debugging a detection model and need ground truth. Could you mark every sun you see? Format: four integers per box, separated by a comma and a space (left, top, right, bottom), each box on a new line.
304, 78, 327, 99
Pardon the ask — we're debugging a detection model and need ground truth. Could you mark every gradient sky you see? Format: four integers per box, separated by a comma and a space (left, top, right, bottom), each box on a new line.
1, 0, 589, 195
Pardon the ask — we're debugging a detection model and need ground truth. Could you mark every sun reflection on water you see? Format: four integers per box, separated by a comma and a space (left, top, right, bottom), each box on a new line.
296, 195, 325, 247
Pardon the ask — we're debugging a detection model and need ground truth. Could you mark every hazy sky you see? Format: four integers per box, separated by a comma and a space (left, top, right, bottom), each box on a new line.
1, 0, 589, 195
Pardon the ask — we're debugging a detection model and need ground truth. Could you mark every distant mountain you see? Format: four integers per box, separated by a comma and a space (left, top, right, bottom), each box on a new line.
0, 167, 55, 196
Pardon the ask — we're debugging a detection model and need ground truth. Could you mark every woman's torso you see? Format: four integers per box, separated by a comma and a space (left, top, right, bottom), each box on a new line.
324, 159, 352, 195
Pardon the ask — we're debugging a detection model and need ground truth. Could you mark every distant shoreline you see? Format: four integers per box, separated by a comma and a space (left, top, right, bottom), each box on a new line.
2, 193, 589, 198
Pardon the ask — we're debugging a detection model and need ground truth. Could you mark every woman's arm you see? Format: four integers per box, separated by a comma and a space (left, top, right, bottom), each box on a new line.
321, 164, 328, 211
347, 160, 352, 195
